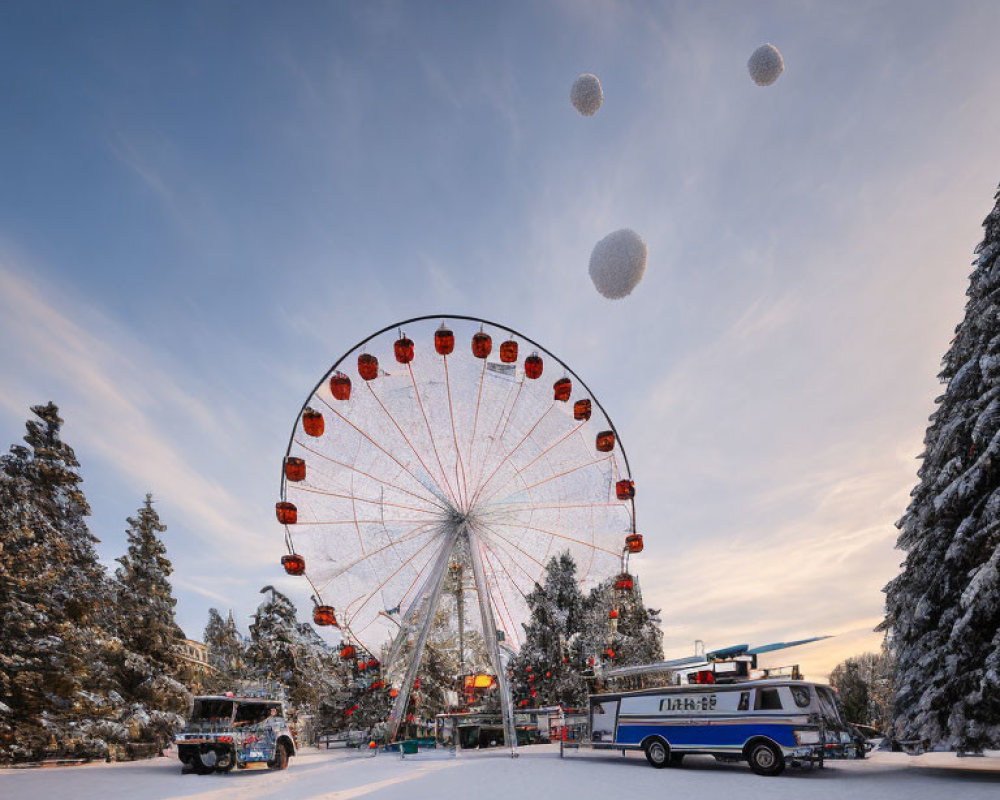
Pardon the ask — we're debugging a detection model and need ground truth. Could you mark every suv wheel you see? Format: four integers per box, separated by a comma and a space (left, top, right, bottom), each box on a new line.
192, 752, 214, 775
269, 741, 289, 771
215, 749, 235, 773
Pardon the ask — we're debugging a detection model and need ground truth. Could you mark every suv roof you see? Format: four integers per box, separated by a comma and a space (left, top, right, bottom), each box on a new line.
194, 696, 282, 704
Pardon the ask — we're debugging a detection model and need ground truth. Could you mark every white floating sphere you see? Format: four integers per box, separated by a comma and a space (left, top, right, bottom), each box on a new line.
570, 73, 603, 116
747, 43, 784, 86
588, 229, 648, 300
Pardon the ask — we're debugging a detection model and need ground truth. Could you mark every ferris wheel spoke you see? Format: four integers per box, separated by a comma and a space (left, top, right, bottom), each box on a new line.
443, 355, 470, 508
475, 420, 596, 507
364, 380, 461, 509
344, 528, 446, 629
293, 518, 435, 526
515, 419, 589, 476
516, 454, 614, 495
485, 501, 622, 510
318, 397, 449, 509
488, 520, 621, 557
479, 540, 522, 649
291, 485, 442, 516
292, 439, 448, 513
473, 520, 547, 575
315, 522, 440, 594
578, 505, 600, 583
466, 358, 488, 483
469, 402, 555, 508
479, 536, 531, 610
394, 543, 444, 616
468, 375, 522, 501
407, 362, 463, 510
348, 446, 368, 557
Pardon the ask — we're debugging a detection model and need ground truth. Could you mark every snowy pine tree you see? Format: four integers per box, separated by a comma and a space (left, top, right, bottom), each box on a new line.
510, 553, 588, 708
113, 495, 185, 681
0, 403, 115, 761
578, 575, 664, 670
883, 182, 1000, 752
107, 494, 189, 747
246, 587, 341, 709
202, 608, 246, 691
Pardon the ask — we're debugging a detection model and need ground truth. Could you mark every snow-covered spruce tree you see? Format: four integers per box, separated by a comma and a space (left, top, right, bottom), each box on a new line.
0, 403, 116, 762
202, 609, 246, 692
343, 661, 391, 735
883, 182, 1000, 752
510, 552, 587, 708
112, 495, 187, 712
577, 576, 664, 671
246, 586, 340, 709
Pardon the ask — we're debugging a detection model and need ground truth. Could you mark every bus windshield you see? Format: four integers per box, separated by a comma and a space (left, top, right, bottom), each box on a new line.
815, 688, 842, 724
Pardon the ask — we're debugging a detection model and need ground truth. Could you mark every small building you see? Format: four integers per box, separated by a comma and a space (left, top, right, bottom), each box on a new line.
176, 638, 211, 670
174, 637, 214, 693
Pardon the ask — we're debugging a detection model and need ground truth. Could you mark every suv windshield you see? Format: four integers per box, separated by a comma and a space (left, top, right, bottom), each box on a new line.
234, 703, 280, 726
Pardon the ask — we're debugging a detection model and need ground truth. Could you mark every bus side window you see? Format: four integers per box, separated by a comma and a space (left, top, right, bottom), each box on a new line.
738, 692, 749, 711
754, 689, 783, 711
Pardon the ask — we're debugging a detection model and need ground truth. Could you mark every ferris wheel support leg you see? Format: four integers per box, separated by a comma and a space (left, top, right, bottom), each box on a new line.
384, 527, 460, 745
468, 531, 518, 757
385, 537, 453, 672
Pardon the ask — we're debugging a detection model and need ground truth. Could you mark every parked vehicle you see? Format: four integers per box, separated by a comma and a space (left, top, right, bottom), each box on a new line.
175, 695, 296, 774
585, 679, 858, 776
317, 729, 370, 749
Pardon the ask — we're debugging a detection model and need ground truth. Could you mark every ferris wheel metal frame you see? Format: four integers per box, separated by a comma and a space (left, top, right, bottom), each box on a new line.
277, 314, 639, 751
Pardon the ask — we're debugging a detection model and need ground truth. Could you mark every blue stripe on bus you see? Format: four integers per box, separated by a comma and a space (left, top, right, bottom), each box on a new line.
615, 723, 797, 749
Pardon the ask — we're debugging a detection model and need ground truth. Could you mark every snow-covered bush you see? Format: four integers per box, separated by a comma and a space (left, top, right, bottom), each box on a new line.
747, 43, 784, 86
570, 73, 603, 116
588, 228, 648, 299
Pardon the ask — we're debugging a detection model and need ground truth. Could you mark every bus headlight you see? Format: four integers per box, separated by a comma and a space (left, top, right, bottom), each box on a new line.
794, 729, 821, 745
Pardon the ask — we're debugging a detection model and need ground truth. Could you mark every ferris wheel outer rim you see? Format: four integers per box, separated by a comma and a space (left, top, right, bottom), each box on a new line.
277, 313, 639, 611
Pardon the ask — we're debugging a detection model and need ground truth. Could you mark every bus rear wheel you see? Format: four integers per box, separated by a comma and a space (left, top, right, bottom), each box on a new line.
747, 740, 785, 776
644, 739, 670, 769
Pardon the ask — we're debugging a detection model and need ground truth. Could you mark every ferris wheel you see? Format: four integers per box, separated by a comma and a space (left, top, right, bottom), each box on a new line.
276, 315, 641, 746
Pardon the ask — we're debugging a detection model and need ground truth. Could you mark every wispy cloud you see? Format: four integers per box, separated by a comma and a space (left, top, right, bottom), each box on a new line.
0, 254, 274, 563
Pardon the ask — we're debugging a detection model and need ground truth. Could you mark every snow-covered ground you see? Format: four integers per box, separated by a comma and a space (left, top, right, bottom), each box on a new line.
2, 744, 999, 800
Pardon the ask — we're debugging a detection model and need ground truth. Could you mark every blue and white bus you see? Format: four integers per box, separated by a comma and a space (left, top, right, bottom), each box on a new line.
586, 679, 857, 776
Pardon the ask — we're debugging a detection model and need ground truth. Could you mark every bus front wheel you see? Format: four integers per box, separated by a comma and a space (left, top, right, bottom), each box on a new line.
643, 739, 670, 769
746, 740, 785, 777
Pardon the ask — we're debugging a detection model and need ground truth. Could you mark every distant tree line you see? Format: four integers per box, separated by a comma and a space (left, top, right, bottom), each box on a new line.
828, 649, 894, 733
0, 402, 375, 762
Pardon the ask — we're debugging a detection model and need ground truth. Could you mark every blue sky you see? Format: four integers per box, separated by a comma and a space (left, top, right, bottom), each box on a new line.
2, 0, 1000, 678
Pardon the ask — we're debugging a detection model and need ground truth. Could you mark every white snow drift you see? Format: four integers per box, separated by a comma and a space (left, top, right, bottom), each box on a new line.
748, 44, 785, 86
588, 229, 648, 299
570, 74, 603, 116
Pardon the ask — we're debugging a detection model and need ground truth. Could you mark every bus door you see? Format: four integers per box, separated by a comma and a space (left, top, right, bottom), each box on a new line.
590, 697, 620, 745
